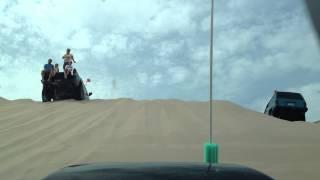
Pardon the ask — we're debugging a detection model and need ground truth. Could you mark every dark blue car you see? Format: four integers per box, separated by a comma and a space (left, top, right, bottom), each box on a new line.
264, 91, 308, 121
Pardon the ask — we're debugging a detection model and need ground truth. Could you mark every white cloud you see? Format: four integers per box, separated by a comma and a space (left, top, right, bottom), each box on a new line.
0, 56, 42, 100
150, 72, 162, 86
145, 1, 196, 36
69, 28, 92, 49
0, 55, 11, 68
158, 40, 185, 57
137, 72, 148, 84
167, 66, 188, 84
91, 34, 128, 59
153, 58, 172, 67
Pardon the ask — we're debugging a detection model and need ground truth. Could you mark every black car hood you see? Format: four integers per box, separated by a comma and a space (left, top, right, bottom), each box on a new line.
43, 162, 273, 180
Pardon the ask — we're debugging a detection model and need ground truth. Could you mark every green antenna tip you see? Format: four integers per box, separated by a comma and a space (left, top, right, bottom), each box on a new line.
204, 143, 219, 164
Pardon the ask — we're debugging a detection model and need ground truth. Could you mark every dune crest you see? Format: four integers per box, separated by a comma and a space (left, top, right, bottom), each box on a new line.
0, 99, 319, 180
0, 97, 8, 101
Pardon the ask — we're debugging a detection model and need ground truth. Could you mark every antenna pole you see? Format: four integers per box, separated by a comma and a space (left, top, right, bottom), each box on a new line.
209, 0, 214, 144
204, 0, 218, 168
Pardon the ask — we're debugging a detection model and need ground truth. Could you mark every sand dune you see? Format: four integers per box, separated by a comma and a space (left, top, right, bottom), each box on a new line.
0, 98, 319, 180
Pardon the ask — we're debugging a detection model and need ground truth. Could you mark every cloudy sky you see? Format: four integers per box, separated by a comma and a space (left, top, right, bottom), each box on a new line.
0, 0, 319, 121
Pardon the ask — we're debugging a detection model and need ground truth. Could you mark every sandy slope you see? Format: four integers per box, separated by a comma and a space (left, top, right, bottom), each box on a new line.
0, 98, 319, 180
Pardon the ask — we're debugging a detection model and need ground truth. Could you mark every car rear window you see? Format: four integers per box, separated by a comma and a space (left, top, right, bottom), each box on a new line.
277, 92, 303, 100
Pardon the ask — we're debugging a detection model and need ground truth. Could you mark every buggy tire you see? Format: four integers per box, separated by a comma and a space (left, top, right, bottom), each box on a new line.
42, 88, 49, 102
79, 83, 85, 100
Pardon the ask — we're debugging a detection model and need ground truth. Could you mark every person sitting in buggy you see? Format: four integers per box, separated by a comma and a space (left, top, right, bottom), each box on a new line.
41, 58, 54, 83
64, 61, 74, 79
48, 63, 59, 81
62, 48, 76, 69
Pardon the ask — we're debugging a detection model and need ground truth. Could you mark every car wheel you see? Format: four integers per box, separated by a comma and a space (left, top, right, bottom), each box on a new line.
300, 114, 306, 121
79, 87, 84, 100
269, 109, 274, 116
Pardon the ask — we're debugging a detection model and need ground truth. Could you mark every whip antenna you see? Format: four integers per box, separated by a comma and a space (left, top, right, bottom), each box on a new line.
209, 0, 214, 145
204, 0, 219, 170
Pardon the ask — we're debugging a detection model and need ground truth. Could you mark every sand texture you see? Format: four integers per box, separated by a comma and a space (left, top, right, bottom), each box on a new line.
0, 98, 319, 180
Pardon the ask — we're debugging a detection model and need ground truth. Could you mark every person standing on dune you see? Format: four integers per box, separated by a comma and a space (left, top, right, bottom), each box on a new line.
62, 48, 76, 69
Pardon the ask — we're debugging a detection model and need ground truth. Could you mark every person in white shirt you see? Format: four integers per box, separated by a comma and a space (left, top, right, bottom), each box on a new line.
64, 61, 74, 79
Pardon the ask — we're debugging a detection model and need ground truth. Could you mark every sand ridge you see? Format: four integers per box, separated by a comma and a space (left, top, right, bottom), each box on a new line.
0, 99, 319, 180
